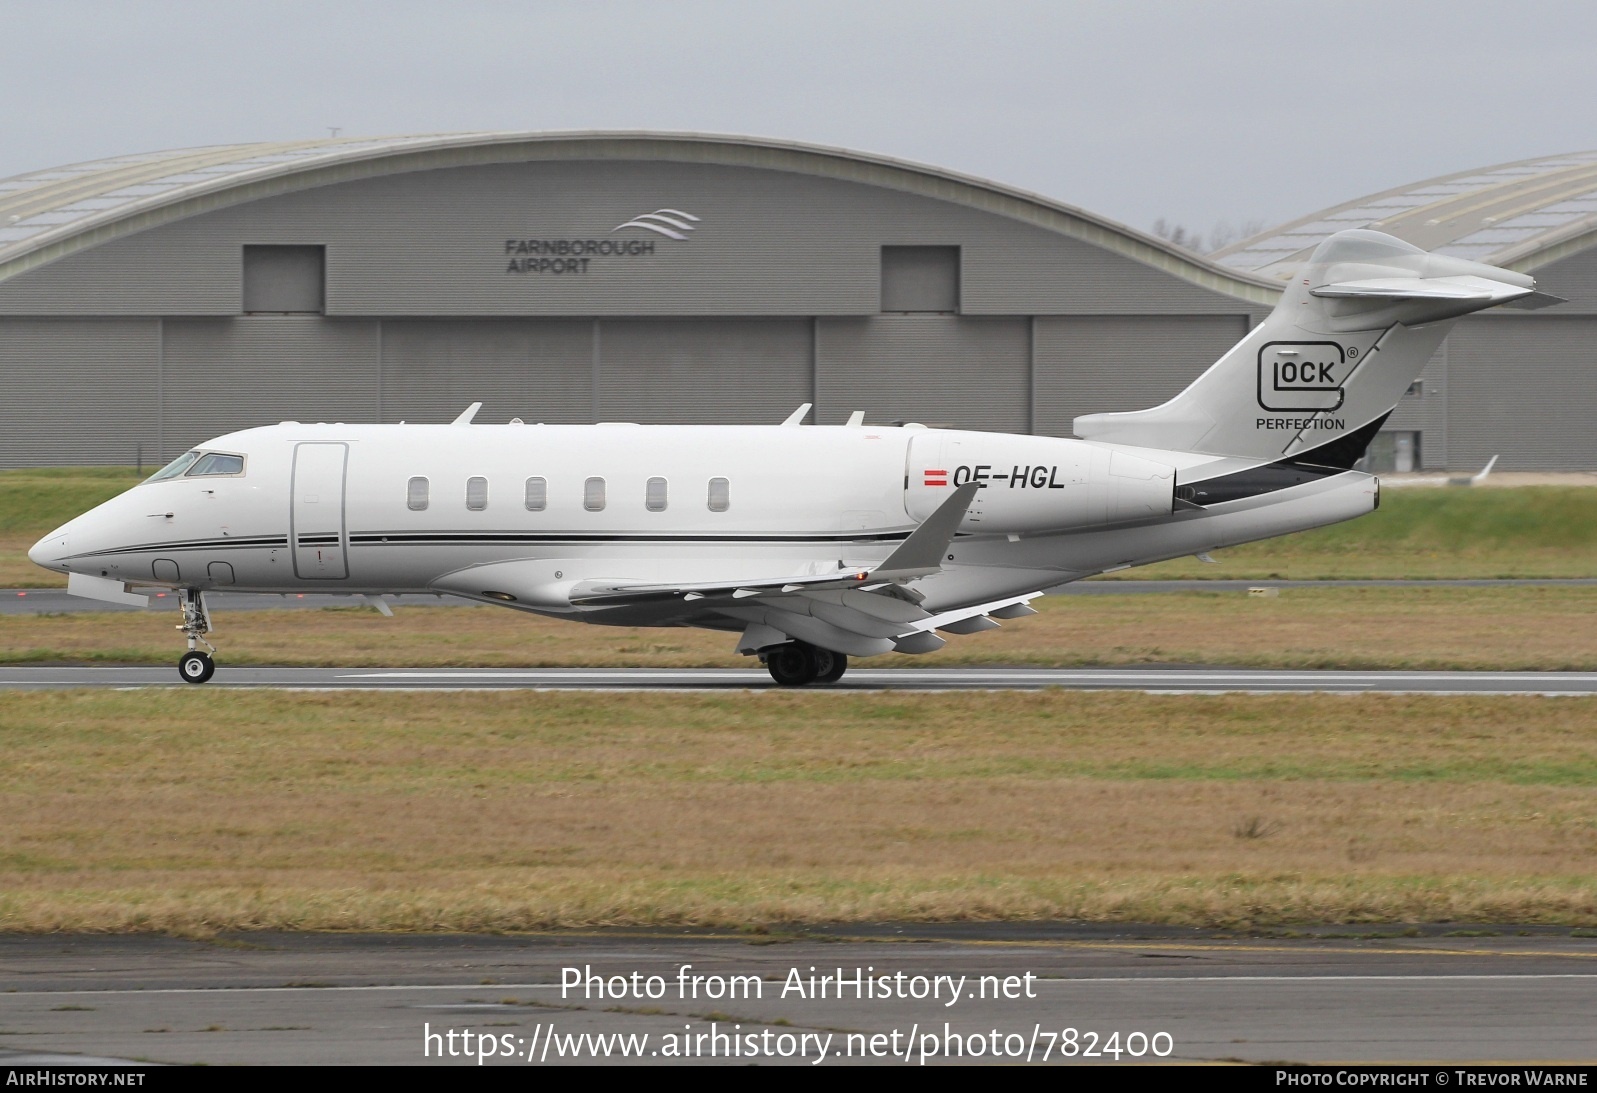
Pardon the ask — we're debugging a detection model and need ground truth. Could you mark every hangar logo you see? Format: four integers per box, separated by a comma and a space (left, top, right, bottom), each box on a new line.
612, 209, 701, 241
1256, 341, 1352, 412
504, 209, 702, 275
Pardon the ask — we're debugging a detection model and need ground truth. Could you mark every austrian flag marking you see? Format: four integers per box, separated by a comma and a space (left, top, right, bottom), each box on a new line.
923, 469, 949, 487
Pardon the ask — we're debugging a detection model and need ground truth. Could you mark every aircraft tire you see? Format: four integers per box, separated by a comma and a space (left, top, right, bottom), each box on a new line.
766, 643, 819, 686
813, 650, 848, 684
178, 651, 216, 684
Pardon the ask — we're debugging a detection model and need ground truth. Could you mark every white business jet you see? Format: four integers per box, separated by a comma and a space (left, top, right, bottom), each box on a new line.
29, 230, 1543, 685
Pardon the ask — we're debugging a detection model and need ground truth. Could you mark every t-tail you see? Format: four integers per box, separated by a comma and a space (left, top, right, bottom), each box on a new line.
1074, 229, 1543, 465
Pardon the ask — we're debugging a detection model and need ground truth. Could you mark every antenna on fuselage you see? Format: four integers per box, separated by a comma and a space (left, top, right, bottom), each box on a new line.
451, 402, 482, 425
780, 403, 812, 426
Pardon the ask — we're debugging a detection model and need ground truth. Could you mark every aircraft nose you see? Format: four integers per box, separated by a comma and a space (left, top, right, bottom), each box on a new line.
28, 530, 68, 570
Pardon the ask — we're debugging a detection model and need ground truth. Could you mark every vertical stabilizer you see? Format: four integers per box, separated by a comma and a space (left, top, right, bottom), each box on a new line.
1073, 230, 1537, 464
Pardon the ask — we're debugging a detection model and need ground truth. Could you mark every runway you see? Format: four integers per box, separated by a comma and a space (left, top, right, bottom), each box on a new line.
1, 928, 1593, 1065
5, 665, 1597, 693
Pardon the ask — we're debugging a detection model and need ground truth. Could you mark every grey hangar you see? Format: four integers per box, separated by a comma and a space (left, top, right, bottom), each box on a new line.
0, 132, 1592, 472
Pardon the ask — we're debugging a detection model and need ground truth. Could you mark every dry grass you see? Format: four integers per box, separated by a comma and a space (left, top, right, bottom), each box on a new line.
0, 534, 43, 587
4, 584, 1597, 670
1, 689, 1595, 932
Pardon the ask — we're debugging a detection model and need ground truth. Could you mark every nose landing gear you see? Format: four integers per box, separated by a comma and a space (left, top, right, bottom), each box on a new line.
763, 641, 849, 687
176, 589, 217, 684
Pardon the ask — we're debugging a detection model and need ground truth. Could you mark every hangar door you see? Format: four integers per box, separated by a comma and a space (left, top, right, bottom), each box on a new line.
815, 316, 1029, 433
1032, 315, 1252, 437
1447, 316, 1594, 470
381, 321, 593, 426
596, 320, 812, 424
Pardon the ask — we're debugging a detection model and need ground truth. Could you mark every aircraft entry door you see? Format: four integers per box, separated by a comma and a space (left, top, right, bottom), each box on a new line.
291, 442, 349, 579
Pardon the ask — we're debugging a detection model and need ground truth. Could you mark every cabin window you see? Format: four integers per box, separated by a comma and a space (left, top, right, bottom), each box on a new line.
646, 476, 668, 512
524, 477, 547, 511
186, 452, 245, 477
584, 476, 606, 512
407, 476, 429, 511
707, 477, 730, 512
466, 476, 488, 511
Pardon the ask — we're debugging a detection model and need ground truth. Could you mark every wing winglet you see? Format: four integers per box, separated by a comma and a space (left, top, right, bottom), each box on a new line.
870, 481, 979, 581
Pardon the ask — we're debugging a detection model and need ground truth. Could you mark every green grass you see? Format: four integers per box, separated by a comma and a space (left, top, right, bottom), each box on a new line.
0, 466, 143, 533
1112, 486, 1597, 578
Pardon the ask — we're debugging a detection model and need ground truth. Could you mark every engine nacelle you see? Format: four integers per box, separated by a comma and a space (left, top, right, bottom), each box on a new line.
905, 431, 1173, 533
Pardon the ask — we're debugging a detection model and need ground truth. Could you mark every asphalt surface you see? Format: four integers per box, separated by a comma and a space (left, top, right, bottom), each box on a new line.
1, 928, 1593, 1066
4, 578, 1594, 615
5, 665, 1597, 693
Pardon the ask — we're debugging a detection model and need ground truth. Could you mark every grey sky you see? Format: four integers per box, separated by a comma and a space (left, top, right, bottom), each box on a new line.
4, 0, 1596, 241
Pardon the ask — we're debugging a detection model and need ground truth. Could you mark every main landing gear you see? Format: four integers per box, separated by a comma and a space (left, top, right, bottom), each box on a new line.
763, 641, 848, 687
176, 588, 217, 684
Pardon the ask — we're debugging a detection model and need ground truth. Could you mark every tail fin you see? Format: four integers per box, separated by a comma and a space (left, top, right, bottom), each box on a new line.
1074, 230, 1537, 464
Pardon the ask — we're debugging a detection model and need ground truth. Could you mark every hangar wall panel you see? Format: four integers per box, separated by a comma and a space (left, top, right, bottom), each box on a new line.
0, 159, 1251, 318
1445, 315, 1597, 471
815, 316, 1029, 433
160, 318, 378, 456
381, 320, 592, 426
1031, 315, 1251, 437
596, 319, 811, 424
0, 320, 159, 467
0, 217, 242, 315
960, 228, 1255, 316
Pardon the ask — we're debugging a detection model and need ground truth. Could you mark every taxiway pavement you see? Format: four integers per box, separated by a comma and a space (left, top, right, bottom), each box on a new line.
1, 928, 1593, 1066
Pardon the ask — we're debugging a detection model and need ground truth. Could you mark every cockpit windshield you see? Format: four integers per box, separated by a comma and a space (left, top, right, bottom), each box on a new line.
188, 453, 245, 476
145, 450, 246, 482
147, 451, 201, 481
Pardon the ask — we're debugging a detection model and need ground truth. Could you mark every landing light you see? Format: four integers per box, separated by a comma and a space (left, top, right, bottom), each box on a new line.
481, 591, 518, 602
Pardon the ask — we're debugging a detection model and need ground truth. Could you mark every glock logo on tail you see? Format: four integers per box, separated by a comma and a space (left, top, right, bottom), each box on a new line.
1257, 341, 1350, 412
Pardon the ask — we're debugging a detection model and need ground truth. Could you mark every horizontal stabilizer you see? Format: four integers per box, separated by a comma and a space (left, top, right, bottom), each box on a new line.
1311, 275, 1531, 304
1500, 290, 1566, 311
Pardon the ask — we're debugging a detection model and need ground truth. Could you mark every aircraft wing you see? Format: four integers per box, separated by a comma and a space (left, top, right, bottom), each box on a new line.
439, 482, 1043, 656
571, 482, 1047, 655
568, 482, 980, 606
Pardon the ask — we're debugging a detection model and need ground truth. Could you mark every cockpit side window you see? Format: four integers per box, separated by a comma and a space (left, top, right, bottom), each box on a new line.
186, 453, 246, 477
147, 451, 202, 481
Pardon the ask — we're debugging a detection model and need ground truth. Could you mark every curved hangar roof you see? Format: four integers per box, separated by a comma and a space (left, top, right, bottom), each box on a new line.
1213, 150, 1597, 278
0, 130, 1281, 303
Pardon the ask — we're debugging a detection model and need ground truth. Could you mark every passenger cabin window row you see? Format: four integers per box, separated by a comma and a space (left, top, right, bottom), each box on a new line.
404, 476, 731, 513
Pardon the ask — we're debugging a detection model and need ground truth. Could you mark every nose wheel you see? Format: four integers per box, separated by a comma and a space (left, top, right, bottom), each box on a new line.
179, 650, 216, 684
176, 588, 218, 684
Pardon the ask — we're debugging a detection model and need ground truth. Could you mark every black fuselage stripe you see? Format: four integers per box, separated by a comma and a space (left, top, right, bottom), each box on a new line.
71, 531, 915, 559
